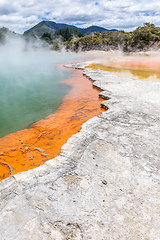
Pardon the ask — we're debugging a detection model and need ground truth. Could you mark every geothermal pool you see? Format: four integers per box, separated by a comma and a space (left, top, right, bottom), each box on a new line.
0, 51, 84, 138
0, 51, 105, 180
86, 53, 160, 81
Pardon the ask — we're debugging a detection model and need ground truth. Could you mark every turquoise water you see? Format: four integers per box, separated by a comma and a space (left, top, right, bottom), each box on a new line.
0, 51, 84, 138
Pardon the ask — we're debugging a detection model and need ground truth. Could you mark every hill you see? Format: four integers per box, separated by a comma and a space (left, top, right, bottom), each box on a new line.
0, 27, 19, 44
67, 23, 160, 51
24, 21, 116, 37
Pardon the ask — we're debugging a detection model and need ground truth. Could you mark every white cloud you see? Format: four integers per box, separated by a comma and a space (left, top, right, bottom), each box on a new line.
0, 0, 160, 33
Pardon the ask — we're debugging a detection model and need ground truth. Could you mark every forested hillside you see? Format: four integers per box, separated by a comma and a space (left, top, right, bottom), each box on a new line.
66, 23, 160, 51
1, 23, 160, 52
0, 27, 17, 43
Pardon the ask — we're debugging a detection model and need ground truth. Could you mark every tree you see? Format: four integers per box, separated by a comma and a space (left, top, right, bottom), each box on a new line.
55, 28, 83, 41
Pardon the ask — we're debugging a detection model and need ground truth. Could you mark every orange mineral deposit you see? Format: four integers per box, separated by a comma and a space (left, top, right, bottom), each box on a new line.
87, 58, 160, 81
0, 68, 105, 181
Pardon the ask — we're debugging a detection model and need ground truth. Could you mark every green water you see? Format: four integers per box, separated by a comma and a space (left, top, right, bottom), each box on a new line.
0, 51, 84, 138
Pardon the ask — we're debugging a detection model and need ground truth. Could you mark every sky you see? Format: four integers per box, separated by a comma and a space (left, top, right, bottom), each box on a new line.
0, 0, 160, 33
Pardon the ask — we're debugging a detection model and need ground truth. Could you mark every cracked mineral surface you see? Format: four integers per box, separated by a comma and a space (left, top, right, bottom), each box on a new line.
0, 62, 160, 239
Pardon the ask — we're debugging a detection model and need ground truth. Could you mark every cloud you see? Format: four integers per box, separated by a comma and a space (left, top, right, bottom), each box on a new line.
0, 6, 15, 15
0, 0, 160, 33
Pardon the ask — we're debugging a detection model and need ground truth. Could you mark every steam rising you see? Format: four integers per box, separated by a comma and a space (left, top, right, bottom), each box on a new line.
0, 35, 84, 138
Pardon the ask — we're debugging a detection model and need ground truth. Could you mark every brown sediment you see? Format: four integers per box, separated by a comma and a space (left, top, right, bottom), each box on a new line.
86, 60, 160, 80
0, 68, 105, 181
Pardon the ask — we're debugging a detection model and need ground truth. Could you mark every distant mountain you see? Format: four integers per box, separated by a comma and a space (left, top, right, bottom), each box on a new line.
24, 21, 117, 37
79, 26, 117, 35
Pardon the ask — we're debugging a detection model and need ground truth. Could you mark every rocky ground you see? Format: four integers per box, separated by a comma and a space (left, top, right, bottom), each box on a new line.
0, 61, 160, 239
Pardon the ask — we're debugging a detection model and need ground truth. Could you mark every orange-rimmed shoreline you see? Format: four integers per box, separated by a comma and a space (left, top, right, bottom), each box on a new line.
0, 66, 104, 181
